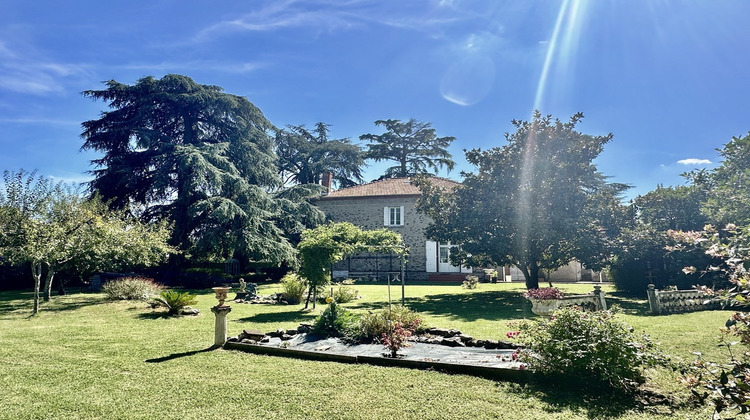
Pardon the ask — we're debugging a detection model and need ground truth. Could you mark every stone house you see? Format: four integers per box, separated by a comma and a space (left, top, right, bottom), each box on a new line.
314, 175, 601, 283
314, 176, 469, 281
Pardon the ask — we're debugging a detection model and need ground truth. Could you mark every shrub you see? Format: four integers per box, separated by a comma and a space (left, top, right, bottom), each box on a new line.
462, 275, 479, 289
356, 305, 425, 343
311, 301, 359, 338
102, 277, 163, 300
319, 280, 359, 304
515, 306, 667, 391
280, 273, 307, 305
151, 290, 198, 316
382, 320, 420, 358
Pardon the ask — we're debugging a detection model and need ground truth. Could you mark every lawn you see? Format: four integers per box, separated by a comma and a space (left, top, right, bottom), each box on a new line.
0, 282, 724, 419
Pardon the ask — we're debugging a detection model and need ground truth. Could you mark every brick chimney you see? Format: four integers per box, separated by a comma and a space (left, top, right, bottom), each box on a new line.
321, 172, 333, 194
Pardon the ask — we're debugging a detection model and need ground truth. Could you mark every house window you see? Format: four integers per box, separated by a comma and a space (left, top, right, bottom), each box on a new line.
384, 206, 404, 226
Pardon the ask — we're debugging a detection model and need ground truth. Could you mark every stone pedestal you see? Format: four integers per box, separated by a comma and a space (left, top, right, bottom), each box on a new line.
211, 305, 232, 347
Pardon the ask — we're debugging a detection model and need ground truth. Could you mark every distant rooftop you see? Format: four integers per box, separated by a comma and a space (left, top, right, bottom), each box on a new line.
320, 177, 459, 199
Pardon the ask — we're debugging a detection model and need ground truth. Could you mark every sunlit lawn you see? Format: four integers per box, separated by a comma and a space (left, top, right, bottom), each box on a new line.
0, 281, 724, 419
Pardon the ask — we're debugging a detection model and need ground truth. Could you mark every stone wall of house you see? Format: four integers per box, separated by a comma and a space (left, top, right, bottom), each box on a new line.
315, 195, 430, 281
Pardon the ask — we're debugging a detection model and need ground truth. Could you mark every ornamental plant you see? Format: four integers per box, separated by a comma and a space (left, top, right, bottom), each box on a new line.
382, 321, 417, 358
523, 287, 565, 300
102, 277, 164, 301
677, 224, 750, 417
151, 290, 198, 316
515, 306, 668, 392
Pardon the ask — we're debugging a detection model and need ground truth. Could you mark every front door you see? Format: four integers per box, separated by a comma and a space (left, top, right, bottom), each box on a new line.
438, 242, 460, 273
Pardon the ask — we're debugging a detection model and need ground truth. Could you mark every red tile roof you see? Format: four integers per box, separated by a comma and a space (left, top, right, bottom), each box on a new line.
320, 177, 459, 199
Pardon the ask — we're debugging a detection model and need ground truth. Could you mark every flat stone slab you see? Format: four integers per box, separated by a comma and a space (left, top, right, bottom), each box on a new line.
225, 334, 529, 381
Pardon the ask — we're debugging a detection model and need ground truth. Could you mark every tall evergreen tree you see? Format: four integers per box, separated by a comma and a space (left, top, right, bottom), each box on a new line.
361, 118, 455, 179
81, 74, 296, 265
275, 122, 364, 188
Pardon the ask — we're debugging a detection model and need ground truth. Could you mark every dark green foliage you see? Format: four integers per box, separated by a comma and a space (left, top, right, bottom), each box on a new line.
152, 290, 198, 315
416, 112, 627, 289
102, 277, 164, 301
81, 74, 297, 265
634, 185, 707, 231
361, 118, 455, 179
311, 301, 359, 338
689, 132, 750, 226
516, 307, 668, 392
276, 122, 364, 188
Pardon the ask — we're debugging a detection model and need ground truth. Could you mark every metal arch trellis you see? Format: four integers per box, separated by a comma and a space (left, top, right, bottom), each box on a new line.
330, 243, 409, 306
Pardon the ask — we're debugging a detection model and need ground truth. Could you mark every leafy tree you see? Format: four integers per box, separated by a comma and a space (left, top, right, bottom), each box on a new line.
275, 122, 364, 188
361, 118, 455, 179
0, 170, 174, 314
81, 74, 296, 265
687, 132, 750, 226
634, 184, 707, 231
416, 112, 627, 289
298, 222, 403, 309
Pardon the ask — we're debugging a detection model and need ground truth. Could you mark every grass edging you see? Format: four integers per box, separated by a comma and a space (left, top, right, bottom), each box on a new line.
224, 341, 532, 381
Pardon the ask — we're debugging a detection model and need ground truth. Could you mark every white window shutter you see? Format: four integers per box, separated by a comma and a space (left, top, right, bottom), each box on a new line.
425, 241, 437, 272
399, 206, 404, 225
383, 207, 389, 226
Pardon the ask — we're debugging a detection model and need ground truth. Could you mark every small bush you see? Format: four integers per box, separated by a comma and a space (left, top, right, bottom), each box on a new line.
462, 275, 479, 289
319, 280, 359, 304
152, 290, 198, 315
102, 277, 163, 300
312, 301, 359, 338
356, 306, 425, 343
382, 320, 421, 358
280, 273, 307, 305
516, 306, 667, 391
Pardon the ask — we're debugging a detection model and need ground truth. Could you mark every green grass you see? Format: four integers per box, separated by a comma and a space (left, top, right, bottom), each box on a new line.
0, 282, 724, 419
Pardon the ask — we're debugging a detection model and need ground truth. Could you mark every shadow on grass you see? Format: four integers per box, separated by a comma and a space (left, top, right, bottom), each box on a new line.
235, 308, 318, 325
135, 311, 174, 320
0, 290, 104, 315
349, 290, 536, 322
145, 346, 219, 363
508, 377, 655, 419
605, 292, 651, 316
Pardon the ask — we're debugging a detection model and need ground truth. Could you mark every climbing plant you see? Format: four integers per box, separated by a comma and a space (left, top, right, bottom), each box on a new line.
297, 222, 404, 308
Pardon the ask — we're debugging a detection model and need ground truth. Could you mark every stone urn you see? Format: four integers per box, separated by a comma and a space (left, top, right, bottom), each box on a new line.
528, 298, 560, 317
212, 286, 232, 307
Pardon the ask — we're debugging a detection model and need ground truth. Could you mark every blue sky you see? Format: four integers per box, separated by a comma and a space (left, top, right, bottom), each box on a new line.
1, 0, 748, 199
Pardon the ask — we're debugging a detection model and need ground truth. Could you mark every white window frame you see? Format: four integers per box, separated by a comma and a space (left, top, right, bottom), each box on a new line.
383, 206, 404, 226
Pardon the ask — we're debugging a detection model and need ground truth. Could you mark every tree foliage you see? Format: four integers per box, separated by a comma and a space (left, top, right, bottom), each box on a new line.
688, 132, 750, 226
81, 74, 297, 265
0, 170, 174, 314
361, 118, 455, 179
416, 112, 627, 289
297, 222, 404, 308
608, 185, 710, 294
634, 184, 707, 231
275, 122, 364, 188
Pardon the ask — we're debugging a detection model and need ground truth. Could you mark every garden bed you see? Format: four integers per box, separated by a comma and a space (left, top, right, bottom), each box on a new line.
224, 333, 529, 381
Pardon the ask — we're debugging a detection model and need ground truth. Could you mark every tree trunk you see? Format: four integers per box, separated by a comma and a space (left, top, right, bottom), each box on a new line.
43, 264, 55, 302
31, 262, 42, 315
304, 287, 313, 310
526, 262, 540, 290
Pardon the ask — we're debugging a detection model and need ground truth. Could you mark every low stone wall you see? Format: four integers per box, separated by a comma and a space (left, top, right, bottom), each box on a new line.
557, 288, 607, 311
646, 284, 720, 315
